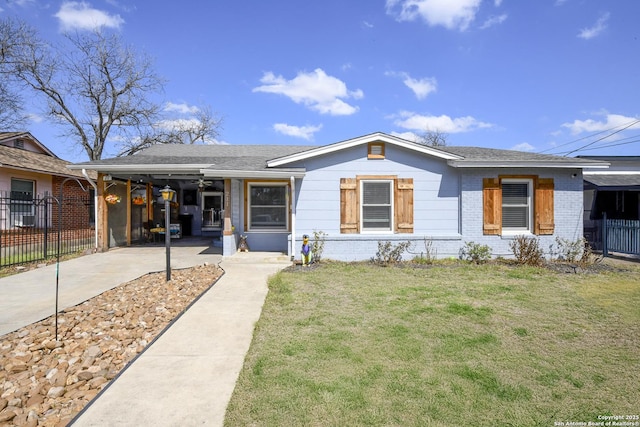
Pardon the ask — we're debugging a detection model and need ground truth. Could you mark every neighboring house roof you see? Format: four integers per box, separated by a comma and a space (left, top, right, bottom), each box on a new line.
0, 132, 57, 158
579, 155, 640, 190
0, 144, 95, 180
584, 174, 640, 190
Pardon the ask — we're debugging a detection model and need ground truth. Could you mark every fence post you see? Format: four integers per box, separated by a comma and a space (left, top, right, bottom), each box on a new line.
602, 212, 608, 257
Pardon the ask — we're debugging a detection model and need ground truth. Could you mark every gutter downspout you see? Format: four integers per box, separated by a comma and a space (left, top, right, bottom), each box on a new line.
290, 176, 296, 261
82, 169, 99, 251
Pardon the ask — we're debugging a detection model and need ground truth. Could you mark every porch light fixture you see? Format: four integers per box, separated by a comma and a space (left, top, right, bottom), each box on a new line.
160, 185, 175, 202
160, 185, 176, 281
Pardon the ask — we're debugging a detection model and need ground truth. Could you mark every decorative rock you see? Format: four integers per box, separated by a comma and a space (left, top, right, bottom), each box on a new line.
46, 386, 65, 399
0, 264, 222, 427
0, 409, 17, 422
77, 371, 94, 382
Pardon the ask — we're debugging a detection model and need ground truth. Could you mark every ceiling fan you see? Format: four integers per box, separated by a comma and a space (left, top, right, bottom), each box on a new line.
191, 178, 213, 190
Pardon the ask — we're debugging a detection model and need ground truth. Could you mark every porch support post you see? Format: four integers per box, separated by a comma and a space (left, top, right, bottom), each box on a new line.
97, 174, 108, 251
290, 176, 296, 261
223, 179, 232, 235
126, 180, 132, 246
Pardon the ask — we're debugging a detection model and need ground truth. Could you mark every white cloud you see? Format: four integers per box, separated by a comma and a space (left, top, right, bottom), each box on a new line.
390, 131, 421, 142
164, 102, 200, 115
479, 14, 507, 29
55, 1, 124, 31
273, 123, 322, 141
511, 142, 535, 152
494, 0, 503, 6
156, 118, 201, 132
386, 71, 437, 100
578, 12, 610, 40
393, 111, 493, 133
385, 0, 482, 31
562, 113, 640, 134
253, 69, 363, 116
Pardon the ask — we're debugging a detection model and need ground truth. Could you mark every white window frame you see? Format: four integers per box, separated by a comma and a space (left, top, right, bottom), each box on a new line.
247, 182, 289, 231
501, 178, 533, 235
360, 179, 394, 233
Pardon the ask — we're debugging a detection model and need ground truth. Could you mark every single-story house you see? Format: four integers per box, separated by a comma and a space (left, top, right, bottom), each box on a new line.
69, 132, 609, 261
0, 131, 96, 231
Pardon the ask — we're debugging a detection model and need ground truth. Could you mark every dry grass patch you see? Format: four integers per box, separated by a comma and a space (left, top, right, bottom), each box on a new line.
226, 261, 640, 427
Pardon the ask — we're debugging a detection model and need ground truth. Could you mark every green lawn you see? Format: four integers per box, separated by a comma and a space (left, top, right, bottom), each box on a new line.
225, 261, 640, 427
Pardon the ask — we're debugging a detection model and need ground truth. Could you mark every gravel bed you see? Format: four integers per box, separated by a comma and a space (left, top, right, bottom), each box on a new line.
0, 263, 223, 427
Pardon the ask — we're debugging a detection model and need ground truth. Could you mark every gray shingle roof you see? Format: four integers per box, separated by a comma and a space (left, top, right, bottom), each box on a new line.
72, 144, 316, 172
439, 146, 603, 165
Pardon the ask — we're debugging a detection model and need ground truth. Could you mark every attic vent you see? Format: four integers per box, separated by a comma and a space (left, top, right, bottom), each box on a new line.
14, 139, 25, 149
368, 142, 385, 159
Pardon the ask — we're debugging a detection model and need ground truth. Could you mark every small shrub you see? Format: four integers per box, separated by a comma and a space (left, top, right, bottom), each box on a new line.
509, 235, 544, 266
554, 236, 596, 266
412, 238, 437, 264
311, 230, 327, 263
373, 241, 411, 266
460, 241, 492, 264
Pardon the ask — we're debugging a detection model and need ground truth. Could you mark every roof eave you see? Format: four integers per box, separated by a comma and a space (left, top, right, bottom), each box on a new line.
67, 163, 213, 173
447, 160, 611, 169
201, 169, 306, 179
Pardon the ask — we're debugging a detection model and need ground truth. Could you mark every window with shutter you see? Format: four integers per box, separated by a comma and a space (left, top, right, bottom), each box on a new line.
340, 176, 414, 234
361, 180, 393, 231
483, 176, 555, 236
501, 179, 532, 233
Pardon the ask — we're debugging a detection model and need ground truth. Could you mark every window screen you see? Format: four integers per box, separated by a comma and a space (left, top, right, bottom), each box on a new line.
502, 182, 530, 229
362, 181, 392, 230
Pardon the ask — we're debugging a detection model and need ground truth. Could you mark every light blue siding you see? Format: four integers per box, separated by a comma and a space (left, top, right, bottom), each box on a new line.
227, 146, 585, 262
290, 144, 462, 261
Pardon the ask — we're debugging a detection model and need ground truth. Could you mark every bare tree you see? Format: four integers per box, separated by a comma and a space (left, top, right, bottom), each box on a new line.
1, 18, 164, 160
0, 17, 32, 129
116, 104, 224, 156
417, 128, 448, 147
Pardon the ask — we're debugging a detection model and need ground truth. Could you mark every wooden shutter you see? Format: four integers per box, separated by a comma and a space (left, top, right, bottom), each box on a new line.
340, 178, 358, 233
395, 178, 414, 233
535, 178, 554, 235
483, 178, 501, 235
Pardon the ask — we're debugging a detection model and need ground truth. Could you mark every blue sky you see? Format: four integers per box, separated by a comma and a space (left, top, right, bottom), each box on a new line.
2, 0, 639, 162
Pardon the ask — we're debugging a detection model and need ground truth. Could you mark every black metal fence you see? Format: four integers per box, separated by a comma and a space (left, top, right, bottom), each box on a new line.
0, 191, 95, 268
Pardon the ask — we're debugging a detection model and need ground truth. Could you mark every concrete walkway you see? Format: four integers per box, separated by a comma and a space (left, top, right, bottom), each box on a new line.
0, 242, 291, 426
1, 241, 224, 336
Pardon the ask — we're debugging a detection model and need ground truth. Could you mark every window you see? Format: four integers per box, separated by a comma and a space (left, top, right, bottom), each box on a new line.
483, 176, 554, 236
501, 179, 532, 233
361, 180, 393, 231
10, 179, 35, 227
247, 182, 288, 230
340, 176, 413, 234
